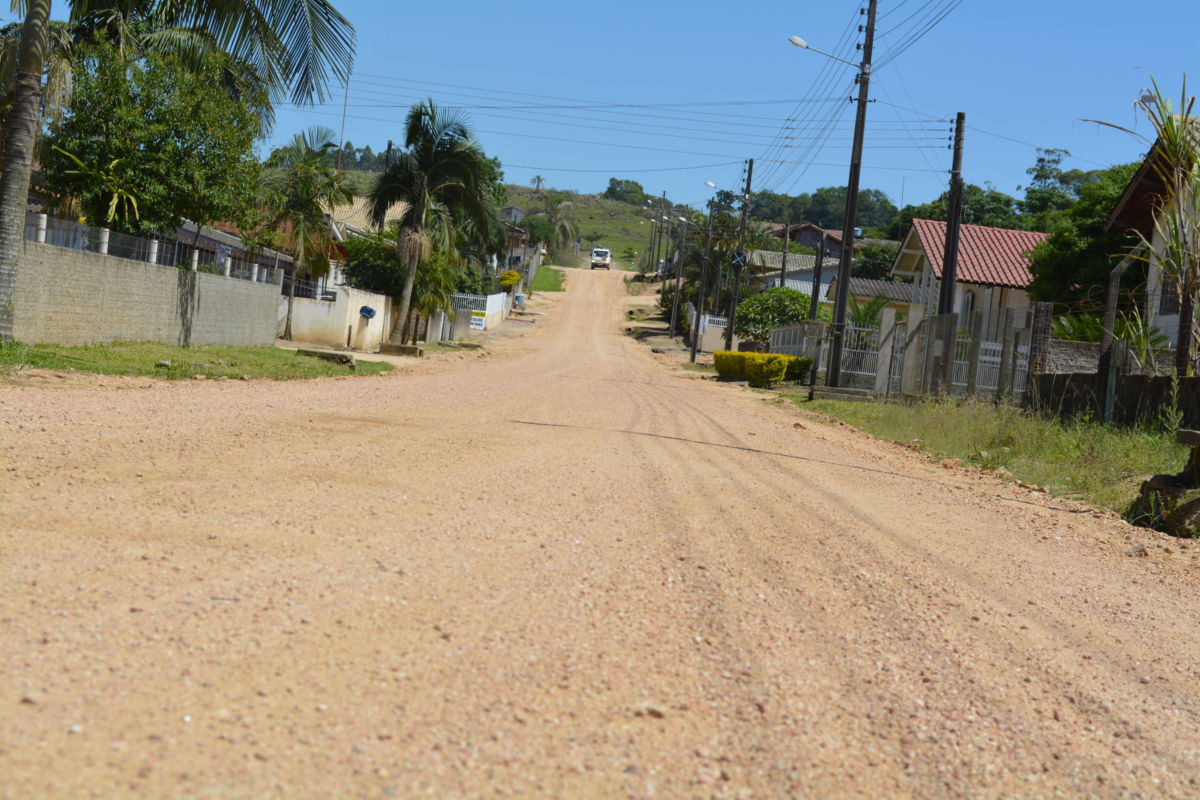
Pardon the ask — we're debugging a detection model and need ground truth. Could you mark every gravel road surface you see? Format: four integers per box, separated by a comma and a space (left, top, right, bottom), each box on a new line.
2, 267, 1199, 798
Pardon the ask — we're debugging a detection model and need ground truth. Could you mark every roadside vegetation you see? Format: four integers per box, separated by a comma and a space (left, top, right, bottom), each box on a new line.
793, 397, 1185, 514
531, 266, 565, 292
505, 185, 649, 270
0, 341, 391, 380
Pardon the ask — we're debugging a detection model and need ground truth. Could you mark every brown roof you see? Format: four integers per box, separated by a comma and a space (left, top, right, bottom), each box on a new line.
910, 218, 1047, 289
324, 197, 407, 232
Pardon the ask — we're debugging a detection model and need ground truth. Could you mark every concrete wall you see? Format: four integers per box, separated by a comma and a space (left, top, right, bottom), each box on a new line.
277, 285, 392, 352
13, 241, 277, 346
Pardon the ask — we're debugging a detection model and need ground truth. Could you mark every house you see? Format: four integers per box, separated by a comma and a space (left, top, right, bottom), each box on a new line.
1104, 142, 1180, 342
891, 218, 1047, 339
825, 276, 919, 314
747, 249, 836, 302
771, 222, 897, 256
324, 197, 407, 240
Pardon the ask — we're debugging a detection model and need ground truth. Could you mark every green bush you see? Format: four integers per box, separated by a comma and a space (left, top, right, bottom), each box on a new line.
499, 269, 521, 290
746, 354, 787, 388
784, 356, 813, 383
714, 351, 798, 388
713, 350, 746, 381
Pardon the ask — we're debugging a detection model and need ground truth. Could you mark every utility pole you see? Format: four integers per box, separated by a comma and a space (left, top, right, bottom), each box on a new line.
937, 111, 966, 313
779, 215, 790, 290
826, 0, 877, 387
669, 215, 688, 337
651, 191, 667, 276
725, 158, 754, 351
642, 207, 656, 274
691, 199, 716, 362
809, 232, 826, 320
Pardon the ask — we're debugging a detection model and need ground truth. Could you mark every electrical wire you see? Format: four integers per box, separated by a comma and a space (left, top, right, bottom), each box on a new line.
876, 0, 962, 69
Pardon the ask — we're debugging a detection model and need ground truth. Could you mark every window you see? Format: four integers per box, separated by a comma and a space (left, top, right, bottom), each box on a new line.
1160, 275, 1181, 315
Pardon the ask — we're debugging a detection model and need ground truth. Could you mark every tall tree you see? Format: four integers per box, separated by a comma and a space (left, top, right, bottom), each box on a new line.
42, 42, 263, 235
369, 99, 500, 345
262, 126, 353, 340
886, 183, 1023, 239
1026, 162, 1140, 309
0, 0, 356, 340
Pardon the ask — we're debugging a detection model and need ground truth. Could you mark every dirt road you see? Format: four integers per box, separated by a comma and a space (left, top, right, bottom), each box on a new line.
3, 268, 1199, 798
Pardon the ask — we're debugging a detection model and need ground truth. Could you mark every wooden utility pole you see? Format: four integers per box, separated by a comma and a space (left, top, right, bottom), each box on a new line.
779, 215, 790, 291
724, 158, 754, 351
809, 232, 826, 320
651, 191, 667, 276
826, 0, 877, 387
691, 198, 716, 363
937, 112, 966, 314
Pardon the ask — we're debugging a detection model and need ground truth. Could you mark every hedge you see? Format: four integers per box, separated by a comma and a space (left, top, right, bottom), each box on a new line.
713, 351, 814, 388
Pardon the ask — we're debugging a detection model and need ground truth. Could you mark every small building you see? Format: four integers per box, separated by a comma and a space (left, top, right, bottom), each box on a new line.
771, 222, 896, 257
825, 276, 918, 313
747, 250, 837, 302
1104, 142, 1181, 343
891, 218, 1047, 340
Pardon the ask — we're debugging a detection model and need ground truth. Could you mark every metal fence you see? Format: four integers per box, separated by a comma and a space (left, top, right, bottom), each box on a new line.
24, 212, 283, 286
772, 309, 1034, 400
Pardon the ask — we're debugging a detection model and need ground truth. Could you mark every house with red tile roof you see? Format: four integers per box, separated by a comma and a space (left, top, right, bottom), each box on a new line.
891, 218, 1047, 339
1105, 141, 1184, 345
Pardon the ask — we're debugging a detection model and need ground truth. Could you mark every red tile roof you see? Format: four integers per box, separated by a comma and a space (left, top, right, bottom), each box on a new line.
911, 218, 1047, 289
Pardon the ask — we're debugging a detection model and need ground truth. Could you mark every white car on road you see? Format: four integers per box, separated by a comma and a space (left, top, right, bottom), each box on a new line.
590, 248, 612, 270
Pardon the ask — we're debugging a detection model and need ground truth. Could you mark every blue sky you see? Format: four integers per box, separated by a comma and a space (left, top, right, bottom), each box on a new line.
30, 1, 1200, 214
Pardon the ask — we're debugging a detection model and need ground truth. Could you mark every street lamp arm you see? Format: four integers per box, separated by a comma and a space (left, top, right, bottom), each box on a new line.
787, 35, 860, 68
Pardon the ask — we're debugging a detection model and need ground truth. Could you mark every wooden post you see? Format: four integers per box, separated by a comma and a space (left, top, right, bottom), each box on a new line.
875, 307, 897, 397
942, 312, 960, 393
900, 308, 925, 396
966, 309, 983, 398
997, 308, 1015, 400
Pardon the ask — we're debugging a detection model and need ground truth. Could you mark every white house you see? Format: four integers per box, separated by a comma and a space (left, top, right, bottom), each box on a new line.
1105, 144, 1181, 342
891, 218, 1047, 340
748, 250, 838, 302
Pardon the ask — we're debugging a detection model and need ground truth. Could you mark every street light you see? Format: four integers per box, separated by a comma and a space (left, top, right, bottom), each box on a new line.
788, 1, 877, 387
786, 35, 860, 67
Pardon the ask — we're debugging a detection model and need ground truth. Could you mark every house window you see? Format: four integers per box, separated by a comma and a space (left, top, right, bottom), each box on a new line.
960, 290, 975, 317
1160, 276, 1181, 315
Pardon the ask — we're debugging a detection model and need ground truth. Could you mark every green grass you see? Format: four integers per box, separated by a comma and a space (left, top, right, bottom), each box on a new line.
531, 266, 566, 292
0, 341, 392, 380
792, 396, 1186, 514
505, 185, 650, 271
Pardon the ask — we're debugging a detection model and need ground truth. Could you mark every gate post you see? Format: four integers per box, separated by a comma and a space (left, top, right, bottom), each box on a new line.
900, 308, 925, 396
875, 308, 897, 397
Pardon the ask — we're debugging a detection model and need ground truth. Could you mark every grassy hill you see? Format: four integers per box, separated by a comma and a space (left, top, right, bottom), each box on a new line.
504, 185, 653, 271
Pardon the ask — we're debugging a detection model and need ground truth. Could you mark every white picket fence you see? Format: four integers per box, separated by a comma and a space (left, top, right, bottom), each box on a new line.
686, 303, 728, 336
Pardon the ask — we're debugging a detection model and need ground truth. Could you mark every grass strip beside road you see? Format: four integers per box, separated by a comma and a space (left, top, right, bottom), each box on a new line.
0, 341, 392, 380
792, 396, 1186, 515
531, 266, 565, 292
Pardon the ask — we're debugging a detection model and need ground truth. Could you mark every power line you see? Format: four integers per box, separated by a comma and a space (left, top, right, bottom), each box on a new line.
876, 0, 962, 69
503, 161, 741, 174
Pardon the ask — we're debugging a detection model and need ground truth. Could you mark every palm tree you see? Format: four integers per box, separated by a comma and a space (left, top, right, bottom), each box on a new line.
262, 126, 353, 341
530, 174, 544, 194
531, 193, 575, 256
0, 0, 356, 340
369, 99, 498, 345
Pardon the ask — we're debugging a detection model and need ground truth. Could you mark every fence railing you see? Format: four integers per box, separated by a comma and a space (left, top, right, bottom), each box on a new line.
23, 212, 284, 287
686, 303, 728, 336
452, 292, 509, 315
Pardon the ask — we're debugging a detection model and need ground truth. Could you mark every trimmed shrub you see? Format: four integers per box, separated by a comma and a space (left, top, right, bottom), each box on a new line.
713, 350, 746, 381
783, 356, 814, 383
746, 354, 787, 388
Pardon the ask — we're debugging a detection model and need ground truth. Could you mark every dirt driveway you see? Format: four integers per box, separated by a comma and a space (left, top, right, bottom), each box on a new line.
2, 268, 1198, 798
